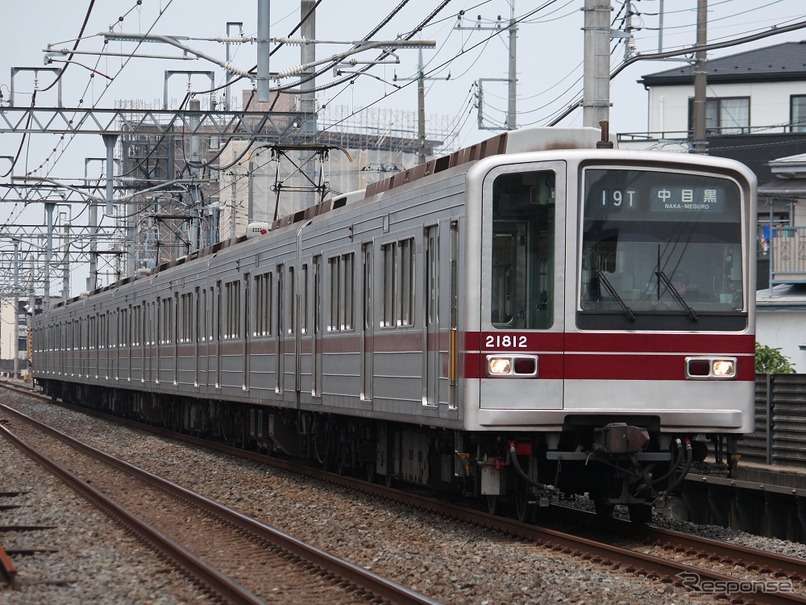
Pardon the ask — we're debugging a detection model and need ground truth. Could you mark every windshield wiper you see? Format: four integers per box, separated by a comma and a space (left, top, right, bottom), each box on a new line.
655, 271, 698, 321
596, 271, 635, 322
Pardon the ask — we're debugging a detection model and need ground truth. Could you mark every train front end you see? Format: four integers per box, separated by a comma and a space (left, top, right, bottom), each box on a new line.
465, 148, 756, 519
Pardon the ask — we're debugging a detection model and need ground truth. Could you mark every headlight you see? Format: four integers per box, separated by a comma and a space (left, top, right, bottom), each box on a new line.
686, 357, 737, 379
486, 355, 538, 377
712, 359, 736, 378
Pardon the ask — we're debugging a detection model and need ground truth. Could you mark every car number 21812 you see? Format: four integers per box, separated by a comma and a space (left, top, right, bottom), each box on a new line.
485, 334, 528, 349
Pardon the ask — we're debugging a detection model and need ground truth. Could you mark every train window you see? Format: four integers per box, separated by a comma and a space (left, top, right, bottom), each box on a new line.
399, 239, 413, 326
118, 308, 127, 348
89, 315, 96, 350
215, 281, 223, 342
276, 267, 284, 337
225, 280, 241, 338
344, 254, 354, 329
329, 256, 341, 330
182, 295, 188, 342
362, 245, 372, 331
288, 267, 295, 335
425, 228, 438, 326
199, 290, 207, 341
160, 297, 173, 344
328, 253, 355, 331
382, 243, 395, 327
194, 288, 200, 343
132, 305, 139, 346
301, 263, 309, 334
313, 256, 321, 336
491, 170, 555, 329
381, 240, 414, 327
255, 272, 273, 336
580, 168, 744, 326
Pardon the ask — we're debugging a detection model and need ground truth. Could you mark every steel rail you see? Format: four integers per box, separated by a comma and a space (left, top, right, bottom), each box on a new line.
0, 418, 264, 605
0, 401, 440, 605
5, 382, 805, 604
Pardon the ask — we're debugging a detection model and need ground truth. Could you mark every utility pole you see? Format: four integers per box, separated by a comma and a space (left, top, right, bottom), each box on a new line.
394, 49, 449, 164
12, 239, 20, 379
456, 2, 518, 131
300, 0, 317, 209
582, 0, 611, 128
692, 0, 709, 154
256, 0, 270, 102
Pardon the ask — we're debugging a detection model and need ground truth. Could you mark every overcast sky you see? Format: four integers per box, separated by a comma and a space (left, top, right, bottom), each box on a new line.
4, 1, 806, 164
1, 0, 805, 294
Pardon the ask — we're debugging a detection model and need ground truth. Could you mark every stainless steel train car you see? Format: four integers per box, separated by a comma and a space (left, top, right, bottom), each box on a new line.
33, 127, 757, 522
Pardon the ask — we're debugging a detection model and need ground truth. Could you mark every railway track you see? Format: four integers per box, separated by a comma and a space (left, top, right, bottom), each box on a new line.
3, 382, 805, 604
0, 400, 440, 605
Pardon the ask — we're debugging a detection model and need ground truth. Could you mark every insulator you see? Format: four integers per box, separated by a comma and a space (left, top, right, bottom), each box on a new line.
273, 37, 307, 46
224, 62, 251, 77
277, 65, 304, 78
215, 35, 252, 44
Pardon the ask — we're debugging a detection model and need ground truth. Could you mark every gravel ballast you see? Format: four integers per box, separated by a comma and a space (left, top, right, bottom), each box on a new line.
2, 388, 804, 604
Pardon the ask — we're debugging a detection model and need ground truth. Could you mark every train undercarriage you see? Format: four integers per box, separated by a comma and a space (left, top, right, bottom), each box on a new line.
38, 379, 718, 524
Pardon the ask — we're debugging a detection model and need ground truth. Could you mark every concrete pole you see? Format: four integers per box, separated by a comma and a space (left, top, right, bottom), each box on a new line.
300, 0, 317, 209
12, 240, 19, 379
62, 220, 70, 302
85, 159, 99, 292
257, 0, 271, 102
102, 134, 117, 216
44, 202, 53, 311
507, 2, 517, 130
417, 49, 426, 165
582, 0, 611, 128
189, 98, 202, 252
692, 0, 709, 154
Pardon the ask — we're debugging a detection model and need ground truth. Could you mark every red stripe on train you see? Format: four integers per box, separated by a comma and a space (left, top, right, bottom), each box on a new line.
464, 331, 755, 381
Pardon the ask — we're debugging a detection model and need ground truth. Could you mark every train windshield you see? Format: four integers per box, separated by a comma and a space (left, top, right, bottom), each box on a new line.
579, 168, 744, 329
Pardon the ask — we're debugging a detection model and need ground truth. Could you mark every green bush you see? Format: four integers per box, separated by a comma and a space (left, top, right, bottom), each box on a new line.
755, 341, 795, 374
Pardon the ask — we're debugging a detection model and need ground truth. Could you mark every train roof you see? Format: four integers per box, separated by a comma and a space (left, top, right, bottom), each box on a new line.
53, 126, 624, 308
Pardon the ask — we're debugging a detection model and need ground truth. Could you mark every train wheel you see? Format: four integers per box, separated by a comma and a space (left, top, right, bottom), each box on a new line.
628, 504, 653, 524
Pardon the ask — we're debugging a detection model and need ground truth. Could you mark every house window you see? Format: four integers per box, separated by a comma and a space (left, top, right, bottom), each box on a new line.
791, 96, 806, 132
689, 97, 750, 135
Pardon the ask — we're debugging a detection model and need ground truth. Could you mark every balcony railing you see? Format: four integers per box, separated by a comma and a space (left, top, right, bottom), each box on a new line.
770, 226, 806, 286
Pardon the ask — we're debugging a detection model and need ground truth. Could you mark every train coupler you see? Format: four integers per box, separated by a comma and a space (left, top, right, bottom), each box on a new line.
594, 422, 649, 454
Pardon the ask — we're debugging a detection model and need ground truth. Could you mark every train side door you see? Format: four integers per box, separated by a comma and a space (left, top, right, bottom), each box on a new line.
423, 225, 440, 407
243, 273, 250, 391
312, 256, 322, 399
275, 265, 285, 395
480, 163, 566, 411
360, 244, 373, 402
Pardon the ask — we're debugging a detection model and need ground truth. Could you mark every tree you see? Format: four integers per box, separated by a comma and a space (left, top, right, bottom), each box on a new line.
755, 341, 796, 374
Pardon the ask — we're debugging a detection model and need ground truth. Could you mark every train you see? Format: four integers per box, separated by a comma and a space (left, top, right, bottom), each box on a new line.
32, 126, 757, 523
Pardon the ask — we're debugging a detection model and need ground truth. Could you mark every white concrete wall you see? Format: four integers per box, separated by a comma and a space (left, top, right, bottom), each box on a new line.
756, 309, 806, 372
647, 81, 806, 133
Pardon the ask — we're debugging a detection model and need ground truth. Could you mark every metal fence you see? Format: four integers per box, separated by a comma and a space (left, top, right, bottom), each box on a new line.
739, 373, 806, 466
